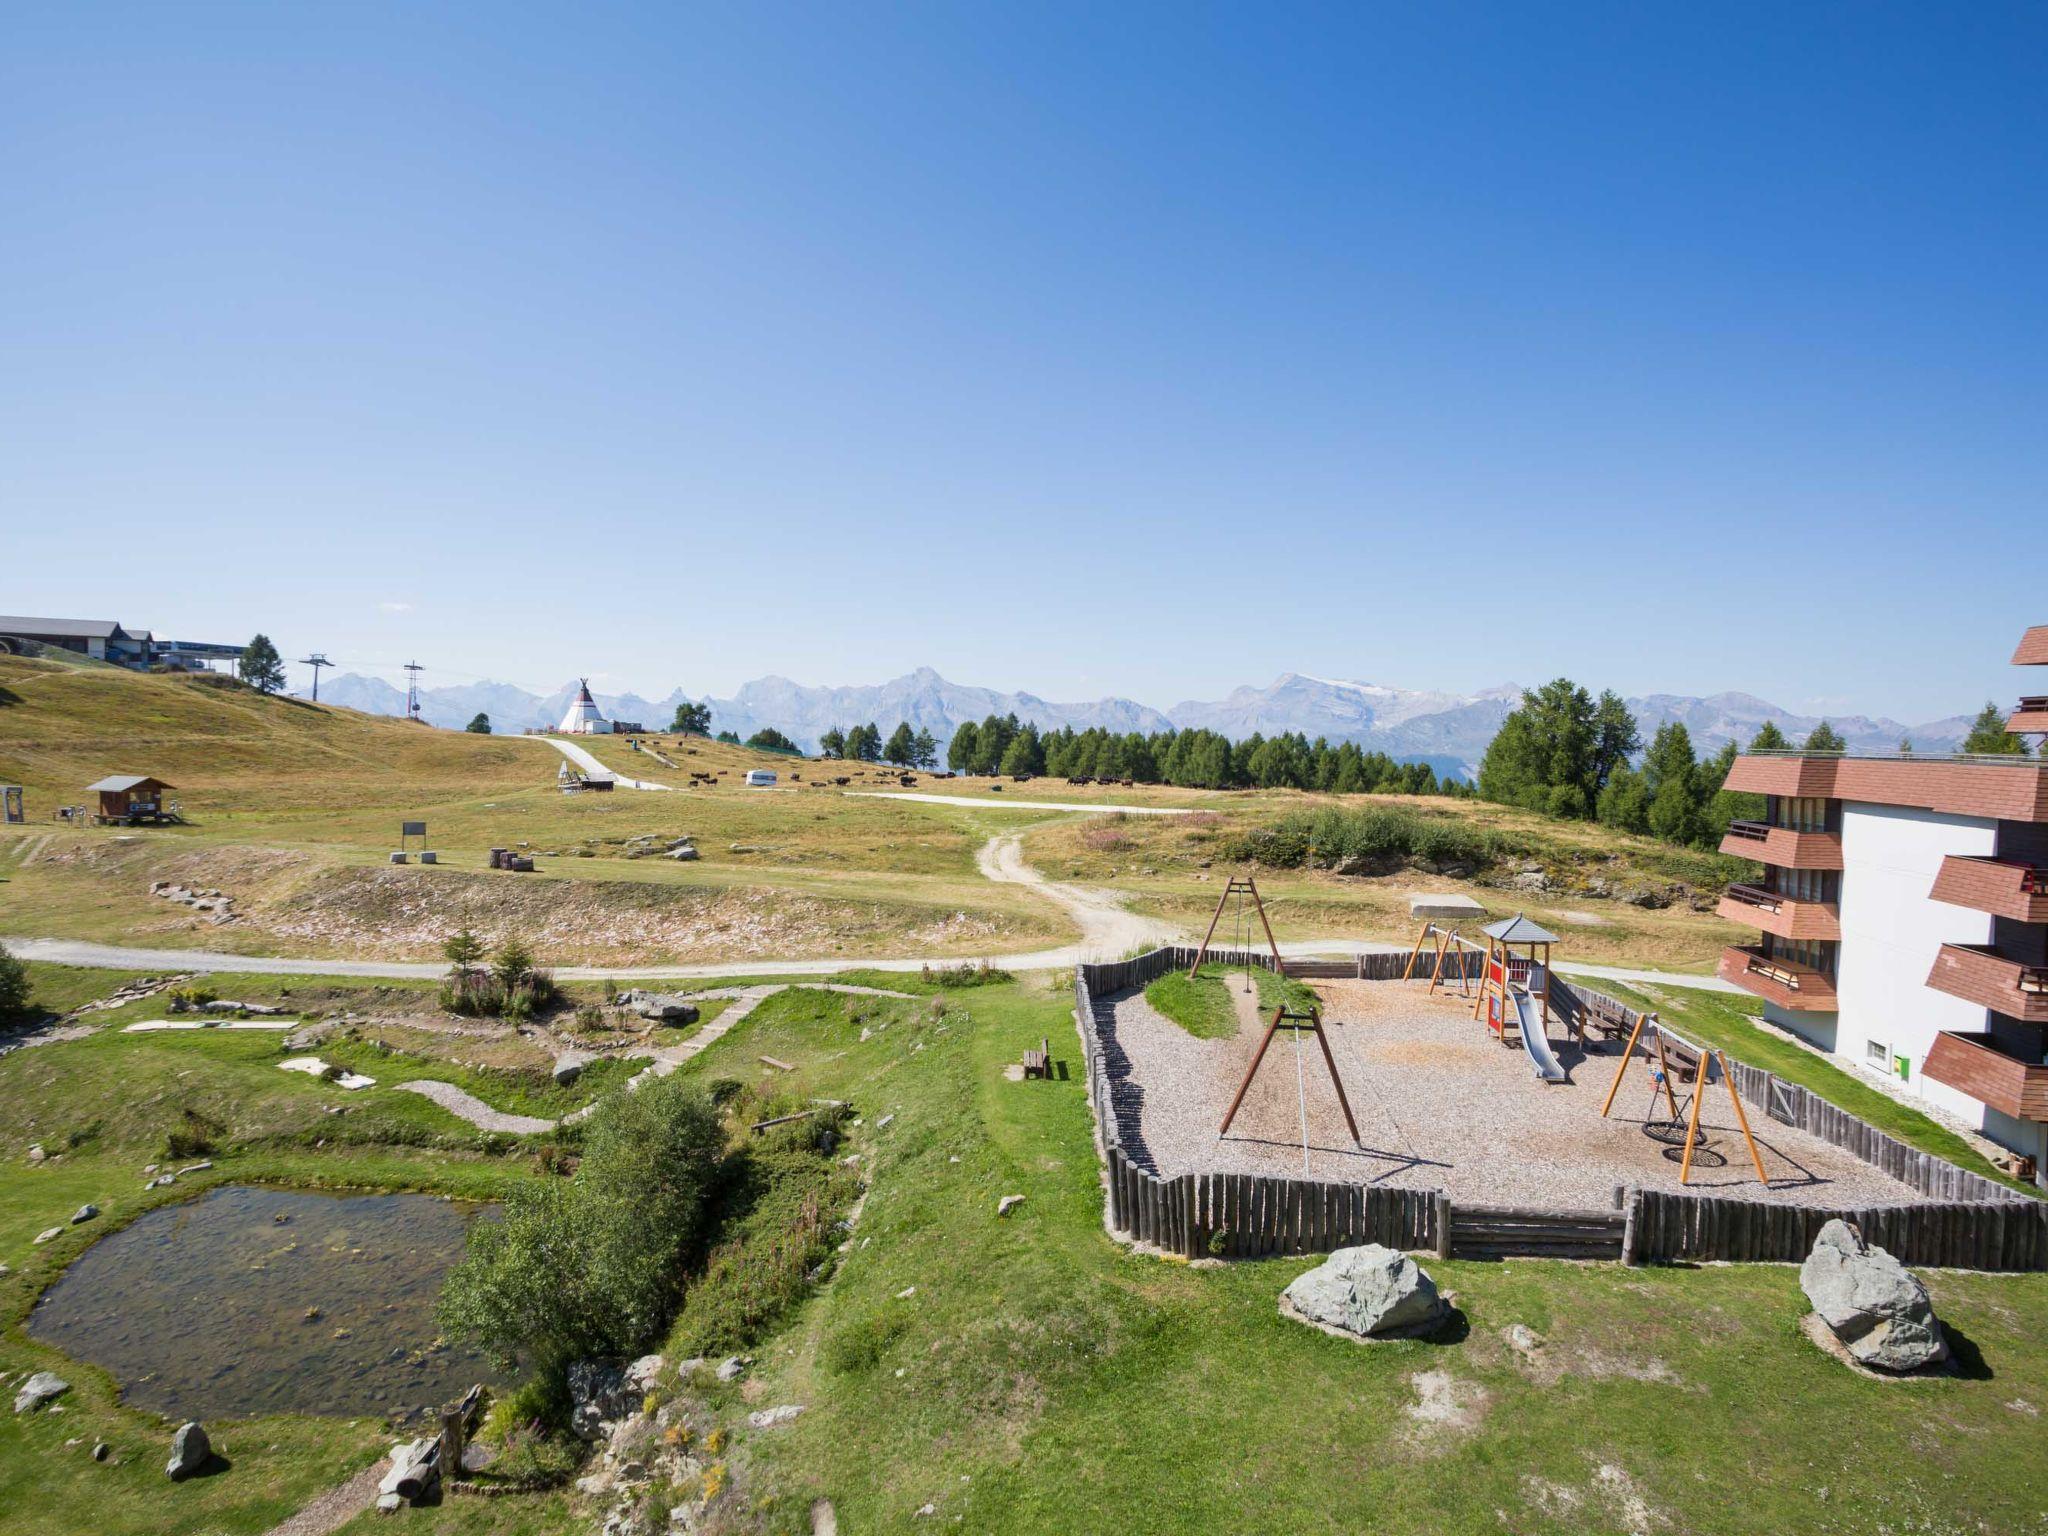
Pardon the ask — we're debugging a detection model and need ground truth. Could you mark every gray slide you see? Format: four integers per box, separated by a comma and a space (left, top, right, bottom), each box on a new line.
1510, 986, 1567, 1083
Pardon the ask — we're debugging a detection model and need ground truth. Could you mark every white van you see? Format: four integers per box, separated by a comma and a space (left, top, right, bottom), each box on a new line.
743, 769, 778, 788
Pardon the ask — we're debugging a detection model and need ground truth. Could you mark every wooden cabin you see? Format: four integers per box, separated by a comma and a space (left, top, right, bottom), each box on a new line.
85, 774, 175, 825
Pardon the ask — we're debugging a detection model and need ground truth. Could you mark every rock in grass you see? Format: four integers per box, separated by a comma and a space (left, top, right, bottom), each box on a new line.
166, 1421, 210, 1479
71, 1204, 99, 1225
1282, 1244, 1448, 1340
996, 1195, 1025, 1218
33, 1227, 62, 1245
747, 1404, 805, 1430
1800, 1219, 1948, 1373
13, 1372, 69, 1414
716, 1356, 748, 1383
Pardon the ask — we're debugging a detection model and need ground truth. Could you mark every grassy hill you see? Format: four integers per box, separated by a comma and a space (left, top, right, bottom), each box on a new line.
0, 660, 1072, 964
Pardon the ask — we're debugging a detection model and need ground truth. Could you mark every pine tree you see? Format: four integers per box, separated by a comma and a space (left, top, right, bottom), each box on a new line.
1748, 720, 1790, 751
883, 722, 916, 766
1804, 720, 1846, 752
1960, 702, 2024, 755
1643, 722, 1705, 846
238, 633, 285, 694
466, 713, 492, 734
1596, 764, 1652, 834
670, 701, 711, 735
818, 727, 846, 759
855, 722, 883, 762
911, 727, 938, 769
947, 722, 980, 772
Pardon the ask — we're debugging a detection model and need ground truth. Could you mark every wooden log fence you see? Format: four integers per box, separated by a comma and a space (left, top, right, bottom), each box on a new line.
1076, 948, 2046, 1270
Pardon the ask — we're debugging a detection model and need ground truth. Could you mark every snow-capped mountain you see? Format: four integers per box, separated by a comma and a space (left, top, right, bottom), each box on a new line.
302, 666, 1981, 779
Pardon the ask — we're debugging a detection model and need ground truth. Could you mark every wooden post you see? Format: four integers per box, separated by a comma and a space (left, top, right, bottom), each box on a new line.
1307, 1007, 1361, 1144
439, 1404, 465, 1482
1717, 1050, 1771, 1187
1400, 924, 1426, 980
1676, 1054, 1711, 1185
1599, 1011, 1652, 1117
1621, 1187, 1641, 1265
1218, 1007, 1286, 1136
1435, 1193, 1453, 1260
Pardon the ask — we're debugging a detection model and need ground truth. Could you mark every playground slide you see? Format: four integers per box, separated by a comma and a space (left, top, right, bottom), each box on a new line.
1509, 985, 1567, 1083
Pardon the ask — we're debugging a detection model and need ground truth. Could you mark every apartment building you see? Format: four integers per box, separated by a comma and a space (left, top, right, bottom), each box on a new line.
1716, 623, 2048, 1184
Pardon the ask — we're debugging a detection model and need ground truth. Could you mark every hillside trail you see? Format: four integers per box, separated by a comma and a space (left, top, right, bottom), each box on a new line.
975, 830, 1178, 959
534, 734, 674, 790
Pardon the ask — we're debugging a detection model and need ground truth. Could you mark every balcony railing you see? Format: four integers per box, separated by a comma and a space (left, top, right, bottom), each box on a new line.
1927, 943, 2048, 1024
1923, 1031, 2048, 1122
1715, 882, 1840, 940
1717, 822, 1844, 870
1717, 944, 1838, 1012
1929, 855, 2048, 924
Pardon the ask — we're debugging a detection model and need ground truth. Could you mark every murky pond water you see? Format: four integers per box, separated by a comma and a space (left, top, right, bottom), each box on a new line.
29, 1184, 503, 1422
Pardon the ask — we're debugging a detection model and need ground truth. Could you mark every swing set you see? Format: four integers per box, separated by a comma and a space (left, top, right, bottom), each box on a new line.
1200, 875, 1361, 1169
1399, 921, 1484, 997
1598, 1013, 1771, 1187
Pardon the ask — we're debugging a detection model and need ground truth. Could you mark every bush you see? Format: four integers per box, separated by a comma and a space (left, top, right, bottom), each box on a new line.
0, 941, 29, 1020
438, 1075, 726, 1379
1225, 806, 1499, 874
921, 960, 1014, 989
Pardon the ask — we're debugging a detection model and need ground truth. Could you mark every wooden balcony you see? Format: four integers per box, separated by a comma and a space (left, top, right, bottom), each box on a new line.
1717, 944, 1838, 1012
2009, 695, 2048, 734
1718, 821, 1844, 870
1923, 1030, 2048, 1121
1929, 855, 2048, 924
1715, 882, 1841, 940
1926, 943, 2048, 1024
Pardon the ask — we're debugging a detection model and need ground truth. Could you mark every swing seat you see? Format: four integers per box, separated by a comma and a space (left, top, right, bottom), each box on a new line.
1642, 1117, 1707, 1148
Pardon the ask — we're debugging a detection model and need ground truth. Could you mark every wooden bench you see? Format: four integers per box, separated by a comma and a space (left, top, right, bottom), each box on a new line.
1022, 1038, 1051, 1079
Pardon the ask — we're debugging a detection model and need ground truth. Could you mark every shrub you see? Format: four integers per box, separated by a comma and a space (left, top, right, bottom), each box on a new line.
438, 1075, 726, 1380
1225, 806, 1499, 874
921, 960, 1014, 989
822, 1308, 911, 1375
0, 941, 29, 1020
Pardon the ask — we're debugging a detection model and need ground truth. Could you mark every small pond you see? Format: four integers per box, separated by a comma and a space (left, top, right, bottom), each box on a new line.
29, 1184, 503, 1423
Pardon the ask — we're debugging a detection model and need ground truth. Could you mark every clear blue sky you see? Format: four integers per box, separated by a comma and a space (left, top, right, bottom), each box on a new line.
5, 3, 2043, 722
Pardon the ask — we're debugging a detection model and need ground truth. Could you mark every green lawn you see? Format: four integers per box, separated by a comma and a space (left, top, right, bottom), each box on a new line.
8, 964, 2048, 1535
646, 973, 2048, 1535
1142, 961, 1321, 1039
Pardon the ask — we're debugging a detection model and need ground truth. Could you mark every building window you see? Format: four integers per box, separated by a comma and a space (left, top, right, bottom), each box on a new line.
1865, 1038, 1889, 1068
1771, 796, 1830, 833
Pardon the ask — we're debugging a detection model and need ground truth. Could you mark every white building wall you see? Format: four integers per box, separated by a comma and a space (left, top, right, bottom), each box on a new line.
1834, 802, 1996, 1127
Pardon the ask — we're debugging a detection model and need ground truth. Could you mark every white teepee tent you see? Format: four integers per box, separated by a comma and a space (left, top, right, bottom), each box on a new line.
558, 679, 608, 735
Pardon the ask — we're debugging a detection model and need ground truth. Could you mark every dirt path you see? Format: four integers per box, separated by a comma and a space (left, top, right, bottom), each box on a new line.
260, 1458, 385, 1536
975, 832, 1180, 961
396, 983, 916, 1134
535, 734, 673, 791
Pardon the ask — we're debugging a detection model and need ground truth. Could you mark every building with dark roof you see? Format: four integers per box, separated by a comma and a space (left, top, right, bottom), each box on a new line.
0, 616, 243, 672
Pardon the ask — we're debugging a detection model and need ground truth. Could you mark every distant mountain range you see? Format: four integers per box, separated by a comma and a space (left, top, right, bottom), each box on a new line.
308, 668, 1974, 780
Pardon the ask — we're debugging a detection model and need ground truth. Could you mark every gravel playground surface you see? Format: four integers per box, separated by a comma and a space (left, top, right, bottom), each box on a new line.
1102, 977, 1932, 1212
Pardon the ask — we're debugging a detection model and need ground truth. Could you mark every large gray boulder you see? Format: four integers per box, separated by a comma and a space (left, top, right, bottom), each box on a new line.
1800, 1219, 1949, 1373
166, 1421, 211, 1480
13, 1372, 69, 1414
567, 1359, 635, 1441
614, 990, 699, 1025
1282, 1244, 1447, 1340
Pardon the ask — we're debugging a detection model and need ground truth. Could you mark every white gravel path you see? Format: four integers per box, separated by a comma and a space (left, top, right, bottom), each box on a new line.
1101, 978, 1932, 1210
534, 734, 674, 791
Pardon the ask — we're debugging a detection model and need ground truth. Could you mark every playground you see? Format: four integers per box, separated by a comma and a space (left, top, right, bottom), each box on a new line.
1103, 896, 1938, 1211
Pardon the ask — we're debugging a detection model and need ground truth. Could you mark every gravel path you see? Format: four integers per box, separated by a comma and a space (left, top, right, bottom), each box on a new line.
260, 1458, 385, 1536
534, 734, 673, 790
1102, 978, 1932, 1210
398, 983, 916, 1133
394, 1079, 557, 1135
